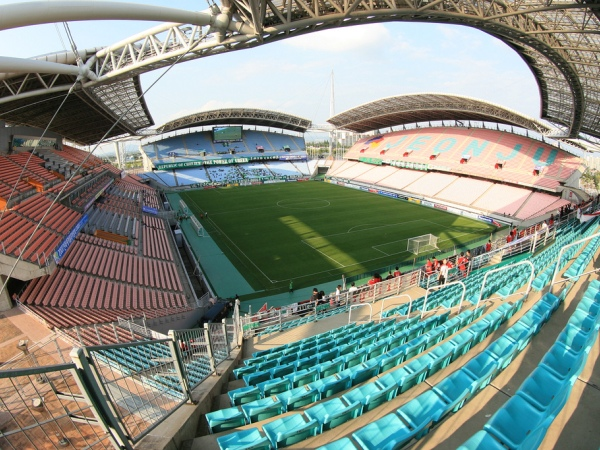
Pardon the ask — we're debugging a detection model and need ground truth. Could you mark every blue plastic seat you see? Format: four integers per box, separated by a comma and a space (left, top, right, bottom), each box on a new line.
347, 361, 380, 386
256, 377, 291, 397
206, 406, 246, 433
285, 368, 318, 388
378, 351, 403, 373
277, 353, 298, 366
518, 309, 545, 335
318, 348, 340, 363
516, 366, 573, 416
241, 397, 284, 423
396, 389, 449, 438
367, 341, 388, 359
295, 355, 319, 371
383, 359, 428, 394
243, 369, 272, 387
557, 324, 594, 353
483, 395, 550, 449
457, 430, 507, 450
305, 397, 362, 432
216, 427, 270, 450
257, 359, 278, 371
432, 370, 476, 412
353, 412, 415, 450
228, 385, 261, 406
315, 358, 345, 378
404, 335, 427, 360
449, 332, 474, 362
263, 414, 319, 449
270, 362, 296, 379
504, 322, 534, 352
344, 381, 396, 413
319, 374, 351, 399
425, 328, 444, 349
540, 342, 586, 380
425, 343, 453, 376
568, 309, 599, 333
462, 352, 499, 390
276, 385, 319, 411
233, 365, 258, 380
485, 336, 519, 370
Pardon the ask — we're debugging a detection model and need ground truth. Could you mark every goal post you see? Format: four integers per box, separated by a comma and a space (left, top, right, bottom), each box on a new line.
407, 234, 438, 255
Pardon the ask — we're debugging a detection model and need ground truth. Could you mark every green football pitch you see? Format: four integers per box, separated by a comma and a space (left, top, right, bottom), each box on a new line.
180, 182, 496, 293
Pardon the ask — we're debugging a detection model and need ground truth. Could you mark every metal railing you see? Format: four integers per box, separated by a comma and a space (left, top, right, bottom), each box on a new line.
0, 362, 118, 450
0, 303, 240, 450
240, 271, 422, 338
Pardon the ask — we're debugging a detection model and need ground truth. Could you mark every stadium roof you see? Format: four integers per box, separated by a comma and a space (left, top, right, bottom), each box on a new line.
156, 108, 312, 134
0, 1, 600, 141
327, 93, 555, 135
0, 60, 153, 145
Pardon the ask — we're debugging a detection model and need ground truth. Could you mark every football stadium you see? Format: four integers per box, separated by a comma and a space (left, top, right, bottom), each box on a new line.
0, 2, 599, 450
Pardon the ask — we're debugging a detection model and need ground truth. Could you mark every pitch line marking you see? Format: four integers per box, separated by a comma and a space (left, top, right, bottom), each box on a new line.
301, 240, 345, 268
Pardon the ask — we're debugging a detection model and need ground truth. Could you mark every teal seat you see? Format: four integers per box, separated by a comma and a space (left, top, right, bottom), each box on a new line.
448, 332, 474, 362
233, 365, 257, 380
305, 397, 362, 432
504, 322, 534, 352
241, 397, 284, 423
315, 358, 345, 378
432, 370, 476, 413
206, 406, 246, 433
216, 427, 270, 450
457, 430, 508, 450
228, 385, 261, 406
425, 343, 453, 376
540, 343, 586, 380
516, 366, 573, 416
462, 352, 499, 391
483, 395, 552, 449
263, 414, 319, 449
311, 374, 351, 399
256, 377, 291, 397
276, 385, 319, 411
485, 336, 519, 370
270, 362, 296, 379
353, 412, 415, 450
243, 369, 271, 387
378, 351, 403, 373
396, 389, 449, 438
557, 324, 593, 353
295, 355, 319, 371
285, 368, 318, 388
343, 380, 396, 413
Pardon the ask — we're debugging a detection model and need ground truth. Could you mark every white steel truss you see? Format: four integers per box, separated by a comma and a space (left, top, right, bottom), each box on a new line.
0, 1, 600, 139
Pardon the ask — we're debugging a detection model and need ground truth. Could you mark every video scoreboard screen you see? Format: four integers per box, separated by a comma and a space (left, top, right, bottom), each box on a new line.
212, 126, 242, 143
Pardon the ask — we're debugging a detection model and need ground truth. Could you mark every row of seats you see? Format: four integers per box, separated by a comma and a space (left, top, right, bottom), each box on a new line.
214, 299, 521, 449
459, 282, 599, 449
319, 292, 561, 450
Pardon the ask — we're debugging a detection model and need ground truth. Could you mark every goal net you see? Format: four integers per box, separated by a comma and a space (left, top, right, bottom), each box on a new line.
190, 215, 205, 237
407, 234, 438, 255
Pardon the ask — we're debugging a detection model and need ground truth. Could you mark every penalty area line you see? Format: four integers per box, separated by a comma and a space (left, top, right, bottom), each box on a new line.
301, 240, 346, 268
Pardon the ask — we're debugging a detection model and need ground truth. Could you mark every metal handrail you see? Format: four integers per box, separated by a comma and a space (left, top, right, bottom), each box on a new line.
348, 303, 372, 325
421, 280, 466, 319
475, 260, 535, 309
379, 294, 411, 322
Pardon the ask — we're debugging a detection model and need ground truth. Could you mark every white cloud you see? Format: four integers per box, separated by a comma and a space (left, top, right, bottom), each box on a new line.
283, 23, 392, 53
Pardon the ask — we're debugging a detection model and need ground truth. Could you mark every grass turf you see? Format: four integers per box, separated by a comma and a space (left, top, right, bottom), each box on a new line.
180, 182, 496, 294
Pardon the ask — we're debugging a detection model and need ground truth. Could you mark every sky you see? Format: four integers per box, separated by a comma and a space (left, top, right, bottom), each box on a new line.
0, 0, 541, 150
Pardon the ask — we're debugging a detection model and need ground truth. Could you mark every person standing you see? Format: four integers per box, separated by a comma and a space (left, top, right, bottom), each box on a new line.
438, 259, 449, 285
